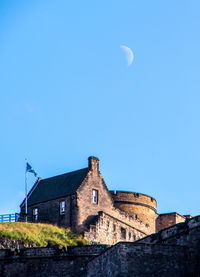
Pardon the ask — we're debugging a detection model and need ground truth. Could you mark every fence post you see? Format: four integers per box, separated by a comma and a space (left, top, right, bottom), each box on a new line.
15, 213, 19, 222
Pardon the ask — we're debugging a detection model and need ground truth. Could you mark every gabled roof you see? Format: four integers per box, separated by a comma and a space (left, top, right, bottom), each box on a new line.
21, 168, 88, 207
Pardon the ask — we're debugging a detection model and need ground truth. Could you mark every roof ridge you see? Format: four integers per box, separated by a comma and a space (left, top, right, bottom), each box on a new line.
41, 167, 88, 181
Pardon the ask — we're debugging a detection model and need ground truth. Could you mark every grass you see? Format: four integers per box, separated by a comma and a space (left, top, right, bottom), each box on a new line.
0, 222, 87, 247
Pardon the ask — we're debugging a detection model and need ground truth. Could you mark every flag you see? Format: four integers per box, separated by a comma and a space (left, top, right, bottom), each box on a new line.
26, 162, 37, 177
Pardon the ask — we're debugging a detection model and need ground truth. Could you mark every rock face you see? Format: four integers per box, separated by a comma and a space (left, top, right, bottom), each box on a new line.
0, 238, 36, 249
0, 215, 200, 276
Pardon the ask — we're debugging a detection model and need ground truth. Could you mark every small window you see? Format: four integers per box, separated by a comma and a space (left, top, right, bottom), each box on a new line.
33, 208, 38, 221
60, 201, 65, 215
113, 224, 116, 232
133, 234, 136, 241
92, 190, 98, 204
101, 218, 103, 225
121, 227, 126, 239
129, 232, 131, 240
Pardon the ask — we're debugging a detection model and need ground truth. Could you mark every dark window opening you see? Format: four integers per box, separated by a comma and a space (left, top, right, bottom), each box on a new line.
113, 224, 116, 232
121, 227, 126, 239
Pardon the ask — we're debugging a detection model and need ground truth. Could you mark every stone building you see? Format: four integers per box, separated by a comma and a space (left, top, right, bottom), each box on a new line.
20, 156, 188, 244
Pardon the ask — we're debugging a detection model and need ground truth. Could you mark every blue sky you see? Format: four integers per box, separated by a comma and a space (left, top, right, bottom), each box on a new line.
0, 0, 200, 216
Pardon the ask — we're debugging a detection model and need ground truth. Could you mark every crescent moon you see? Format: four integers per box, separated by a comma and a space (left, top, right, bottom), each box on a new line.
121, 45, 134, 66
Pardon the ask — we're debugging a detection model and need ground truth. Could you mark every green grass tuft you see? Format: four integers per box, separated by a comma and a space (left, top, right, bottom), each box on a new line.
0, 222, 87, 247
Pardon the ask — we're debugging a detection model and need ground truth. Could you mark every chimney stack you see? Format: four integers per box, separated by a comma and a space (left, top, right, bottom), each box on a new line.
88, 156, 99, 172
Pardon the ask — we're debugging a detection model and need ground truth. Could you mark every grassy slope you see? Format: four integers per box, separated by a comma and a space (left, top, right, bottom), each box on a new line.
0, 222, 87, 247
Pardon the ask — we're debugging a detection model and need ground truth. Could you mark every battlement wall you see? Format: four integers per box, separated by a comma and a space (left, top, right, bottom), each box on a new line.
84, 211, 146, 244
110, 190, 157, 233
110, 190, 157, 210
87, 216, 200, 276
138, 215, 200, 246
87, 242, 188, 277
0, 245, 109, 277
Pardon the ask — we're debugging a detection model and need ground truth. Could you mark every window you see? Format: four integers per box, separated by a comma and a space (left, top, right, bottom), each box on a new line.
92, 190, 98, 204
121, 227, 126, 239
106, 220, 110, 230
129, 232, 131, 240
33, 208, 38, 221
60, 201, 65, 215
113, 224, 116, 232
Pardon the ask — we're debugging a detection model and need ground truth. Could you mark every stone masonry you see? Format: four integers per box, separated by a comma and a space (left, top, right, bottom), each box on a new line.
1, 216, 200, 276
0, 245, 109, 277
87, 215, 200, 277
20, 156, 187, 245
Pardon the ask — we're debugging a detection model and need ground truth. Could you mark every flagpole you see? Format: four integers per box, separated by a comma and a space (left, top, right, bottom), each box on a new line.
24, 160, 37, 223
25, 159, 28, 223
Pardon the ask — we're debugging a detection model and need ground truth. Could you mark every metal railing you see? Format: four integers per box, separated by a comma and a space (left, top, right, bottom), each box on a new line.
0, 213, 20, 223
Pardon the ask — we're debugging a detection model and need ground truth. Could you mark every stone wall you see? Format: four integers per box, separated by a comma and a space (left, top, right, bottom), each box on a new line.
142, 215, 200, 245
87, 216, 200, 276
139, 215, 200, 276
76, 165, 151, 237
0, 245, 109, 277
76, 167, 114, 232
110, 191, 157, 234
21, 195, 73, 227
84, 211, 145, 244
110, 190, 157, 209
156, 212, 186, 232
1, 216, 200, 276
87, 242, 188, 277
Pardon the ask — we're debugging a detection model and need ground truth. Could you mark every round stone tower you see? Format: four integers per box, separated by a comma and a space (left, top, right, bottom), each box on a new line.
110, 191, 158, 233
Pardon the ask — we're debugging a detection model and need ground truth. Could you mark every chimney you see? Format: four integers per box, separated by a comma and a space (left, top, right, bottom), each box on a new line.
88, 156, 99, 172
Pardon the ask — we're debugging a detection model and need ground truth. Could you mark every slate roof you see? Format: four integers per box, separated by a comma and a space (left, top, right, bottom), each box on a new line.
21, 168, 88, 207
